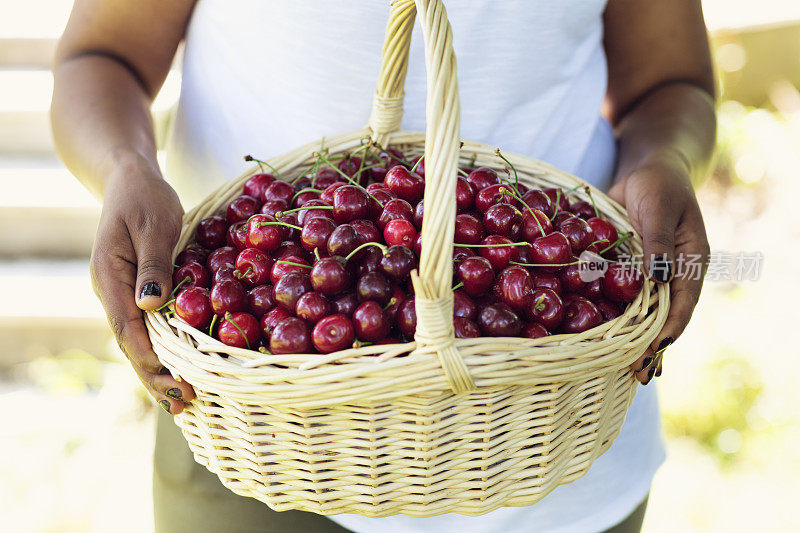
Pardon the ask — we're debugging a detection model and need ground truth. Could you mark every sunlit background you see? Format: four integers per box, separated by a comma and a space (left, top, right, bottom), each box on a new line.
1, 0, 799, 531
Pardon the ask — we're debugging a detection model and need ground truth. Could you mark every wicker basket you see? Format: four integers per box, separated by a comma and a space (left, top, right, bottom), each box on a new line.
146, 0, 669, 518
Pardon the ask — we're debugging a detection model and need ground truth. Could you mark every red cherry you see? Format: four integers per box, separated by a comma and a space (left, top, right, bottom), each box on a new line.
453, 246, 476, 262
454, 317, 481, 338
595, 299, 624, 321
522, 208, 553, 242
338, 154, 363, 178
227, 221, 248, 250
581, 279, 603, 300
312, 168, 341, 189
292, 189, 321, 209
196, 216, 227, 249
561, 296, 602, 333
413, 200, 424, 229
475, 185, 520, 213
260, 199, 288, 217
206, 246, 238, 274
379, 245, 416, 282
380, 148, 406, 169
356, 271, 392, 305
558, 258, 586, 293
296, 292, 331, 323
455, 177, 476, 212
526, 288, 564, 330
478, 235, 520, 271
273, 271, 312, 312
319, 182, 347, 204
455, 256, 495, 296
453, 290, 477, 321
246, 214, 284, 253
310, 256, 350, 295
176, 244, 208, 266
218, 312, 261, 348
270, 255, 310, 284
350, 219, 380, 244
353, 301, 391, 341
300, 216, 336, 252
543, 187, 571, 213
247, 285, 275, 318
326, 224, 361, 257
210, 279, 248, 316
384, 165, 424, 203
350, 246, 382, 278
413, 233, 423, 256
234, 248, 272, 287
466, 167, 500, 191
270, 316, 312, 354
274, 240, 310, 261
377, 198, 414, 230
529, 232, 573, 271
243, 173, 275, 199
174, 287, 213, 329
602, 262, 644, 303
570, 200, 596, 220
226, 195, 261, 224
552, 211, 574, 227
521, 323, 550, 339
173, 261, 211, 290
587, 217, 618, 245
260, 307, 292, 336
521, 189, 554, 218
410, 156, 425, 178
312, 315, 355, 353
332, 185, 370, 223
454, 214, 485, 245
494, 265, 534, 311
384, 285, 406, 321
558, 216, 595, 254
213, 266, 238, 285
397, 297, 417, 339
262, 180, 294, 204
477, 304, 522, 336
383, 218, 417, 248
531, 271, 562, 294
484, 203, 523, 238
331, 292, 358, 317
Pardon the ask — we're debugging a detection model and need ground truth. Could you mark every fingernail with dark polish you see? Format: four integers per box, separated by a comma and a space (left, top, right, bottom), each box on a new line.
140, 282, 161, 299
656, 337, 674, 354
641, 354, 654, 370
159, 367, 171, 375
159, 400, 171, 414
167, 388, 182, 400
647, 364, 656, 383
649, 254, 672, 284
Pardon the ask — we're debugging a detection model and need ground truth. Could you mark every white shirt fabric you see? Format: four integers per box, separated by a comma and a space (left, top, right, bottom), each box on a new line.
165, 1, 666, 531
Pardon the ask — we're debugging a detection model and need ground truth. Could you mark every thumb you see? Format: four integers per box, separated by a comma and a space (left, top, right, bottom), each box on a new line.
637, 199, 679, 284
132, 234, 177, 311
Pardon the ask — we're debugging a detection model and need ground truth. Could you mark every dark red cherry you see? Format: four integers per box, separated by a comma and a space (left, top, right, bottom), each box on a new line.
494, 266, 534, 311
353, 301, 391, 342
175, 244, 208, 267
273, 271, 312, 312
234, 248, 272, 287
454, 214, 485, 245
246, 214, 284, 253
453, 290, 477, 321
312, 314, 355, 353
319, 182, 346, 204
294, 199, 332, 226
247, 285, 275, 318
377, 198, 414, 230
521, 189, 554, 218
333, 185, 370, 223
475, 185, 520, 213
529, 232, 573, 271
213, 266, 238, 285
210, 279, 248, 316
331, 292, 358, 317
356, 271, 392, 305
453, 246, 476, 262
270, 255, 310, 285
570, 200, 596, 220
455, 256, 495, 296
594, 299, 624, 321
206, 246, 238, 274
310, 256, 350, 295
454, 317, 481, 338
581, 279, 603, 300
484, 203, 523, 238
477, 304, 522, 337
410, 155, 425, 178
384, 219, 417, 248
543, 187, 571, 213
521, 323, 549, 339
478, 235, 520, 272
380, 148, 406, 169
366, 182, 389, 194
174, 287, 213, 329
526, 288, 564, 330
455, 177, 475, 212
522, 208, 553, 242
218, 312, 261, 348
326, 224, 360, 257
379, 245, 416, 282
243, 173, 275, 200
558, 216, 595, 254
261, 306, 292, 336
293, 189, 321, 209
602, 262, 644, 303
350, 246, 382, 278
531, 271, 562, 294
384, 285, 406, 321
587, 217, 618, 245
559, 258, 586, 293
227, 221, 248, 250
296, 292, 331, 323
561, 296, 602, 333
338, 155, 363, 178
260, 199, 288, 217
413, 200, 424, 229
173, 261, 211, 290
226, 195, 260, 224
466, 167, 500, 191
262, 180, 294, 204
384, 165, 424, 203
274, 240, 310, 261
552, 211, 574, 227
270, 317, 312, 354
300, 216, 336, 253
413, 233, 423, 256
397, 297, 417, 339
196, 216, 227, 249
350, 219, 380, 244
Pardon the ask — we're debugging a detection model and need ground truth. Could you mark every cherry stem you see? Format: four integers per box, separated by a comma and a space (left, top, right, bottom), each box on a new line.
458, 241, 531, 248
534, 294, 546, 312
255, 220, 303, 231
234, 266, 253, 279
584, 186, 600, 218
468, 153, 478, 167
224, 312, 251, 350
244, 155, 285, 181
457, 167, 470, 178
275, 205, 333, 218
258, 346, 272, 354
313, 151, 385, 206
383, 298, 396, 310
369, 140, 413, 167
452, 281, 464, 291
209, 313, 219, 336
275, 260, 311, 269
352, 339, 373, 349
290, 188, 323, 202
510, 260, 582, 268
156, 298, 176, 312
410, 156, 423, 174
169, 276, 191, 298
600, 232, 631, 254
499, 186, 545, 237
345, 241, 388, 260
314, 247, 321, 261
494, 149, 519, 190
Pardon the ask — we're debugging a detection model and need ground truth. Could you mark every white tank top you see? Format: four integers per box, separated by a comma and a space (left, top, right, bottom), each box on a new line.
165, 1, 665, 531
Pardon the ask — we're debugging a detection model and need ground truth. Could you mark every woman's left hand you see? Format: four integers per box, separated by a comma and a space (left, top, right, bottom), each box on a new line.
608, 151, 710, 385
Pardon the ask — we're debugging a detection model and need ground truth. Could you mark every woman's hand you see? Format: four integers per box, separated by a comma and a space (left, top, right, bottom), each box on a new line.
608, 151, 710, 384
90, 163, 195, 413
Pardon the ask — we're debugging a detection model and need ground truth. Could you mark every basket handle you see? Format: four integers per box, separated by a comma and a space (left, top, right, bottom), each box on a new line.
369, 1, 473, 393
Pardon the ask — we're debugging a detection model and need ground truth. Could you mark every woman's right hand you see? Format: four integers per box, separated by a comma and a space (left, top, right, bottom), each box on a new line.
90, 162, 195, 414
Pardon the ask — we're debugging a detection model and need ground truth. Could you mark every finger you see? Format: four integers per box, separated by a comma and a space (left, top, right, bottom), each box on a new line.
638, 196, 680, 284
136, 369, 196, 415
630, 347, 656, 373
634, 354, 658, 385
130, 223, 179, 311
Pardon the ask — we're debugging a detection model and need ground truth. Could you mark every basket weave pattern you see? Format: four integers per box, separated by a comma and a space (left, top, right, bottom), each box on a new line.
146, 0, 669, 517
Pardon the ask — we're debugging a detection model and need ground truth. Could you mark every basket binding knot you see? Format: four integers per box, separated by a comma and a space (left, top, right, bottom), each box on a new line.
369, 94, 405, 137
411, 271, 476, 394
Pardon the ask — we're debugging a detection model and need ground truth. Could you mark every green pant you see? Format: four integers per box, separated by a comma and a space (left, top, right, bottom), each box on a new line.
153, 410, 647, 533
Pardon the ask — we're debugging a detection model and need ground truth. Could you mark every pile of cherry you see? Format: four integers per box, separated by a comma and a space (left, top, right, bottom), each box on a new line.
167, 147, 643, 355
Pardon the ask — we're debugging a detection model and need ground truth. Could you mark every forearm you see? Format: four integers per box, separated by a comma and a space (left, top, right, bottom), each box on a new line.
614, 82, 716, 186
51, 54, 161, 199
